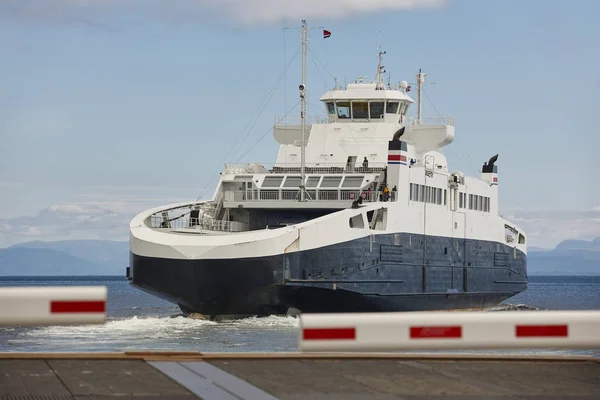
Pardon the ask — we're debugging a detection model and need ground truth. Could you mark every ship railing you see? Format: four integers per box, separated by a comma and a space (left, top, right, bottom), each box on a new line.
149, 214, 248, 232
274, 115, 329, 127
148, 205, 248, 232
228, 189, 393, 203
408, 115, 455, 126
223, 162, 387, 175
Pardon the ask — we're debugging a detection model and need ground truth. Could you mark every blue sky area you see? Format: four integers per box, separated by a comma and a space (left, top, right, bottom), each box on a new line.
0, 0, 598, 248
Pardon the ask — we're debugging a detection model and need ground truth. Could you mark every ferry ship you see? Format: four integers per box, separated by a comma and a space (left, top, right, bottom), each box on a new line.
127, 20, 528, 319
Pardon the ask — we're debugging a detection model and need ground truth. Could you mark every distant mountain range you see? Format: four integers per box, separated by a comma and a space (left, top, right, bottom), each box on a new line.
1, 240, 129, 276
0, 237, 598, 276
527, 237, 600, 276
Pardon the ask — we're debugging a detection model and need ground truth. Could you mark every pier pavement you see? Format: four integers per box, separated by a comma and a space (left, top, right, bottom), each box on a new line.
1, 352, 599, 399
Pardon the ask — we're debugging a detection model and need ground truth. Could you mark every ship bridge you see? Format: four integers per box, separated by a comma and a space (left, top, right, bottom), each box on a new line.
273, 82, 415, 147
320, 82, 414, 124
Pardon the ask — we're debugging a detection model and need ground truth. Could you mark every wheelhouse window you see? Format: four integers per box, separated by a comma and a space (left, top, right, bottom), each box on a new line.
337, 102, 350, 119
386, 101, 399, 114
351, 102, 369, 119
369, 102, 384, 119
326, 102, 335, 115
399, 102, 409, 115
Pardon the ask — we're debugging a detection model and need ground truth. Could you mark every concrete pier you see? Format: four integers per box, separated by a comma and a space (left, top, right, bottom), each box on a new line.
1, 352, 599, 399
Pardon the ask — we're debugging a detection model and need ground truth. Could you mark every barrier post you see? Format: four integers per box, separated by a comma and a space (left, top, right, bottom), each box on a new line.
0, 286, 107, 326
299, 311, 600, 352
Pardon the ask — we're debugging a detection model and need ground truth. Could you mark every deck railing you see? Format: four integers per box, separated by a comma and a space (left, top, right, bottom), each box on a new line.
223, 162, 387, 175
149, 209, 248, 232
274, 116, 329, 126
226, 190, 396, 203
409, 116, 455, 126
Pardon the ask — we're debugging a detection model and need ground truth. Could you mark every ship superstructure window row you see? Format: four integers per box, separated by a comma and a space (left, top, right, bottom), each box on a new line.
326, 100, 409, 120
465, 193, 490, 212
409, 183, 447, 206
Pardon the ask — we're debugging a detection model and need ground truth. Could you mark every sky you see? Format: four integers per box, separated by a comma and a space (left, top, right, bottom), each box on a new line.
0, 0, 599, 248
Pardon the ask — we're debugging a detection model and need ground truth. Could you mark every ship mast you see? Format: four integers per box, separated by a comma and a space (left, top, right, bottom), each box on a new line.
416, 69, 426, 124
375, 32, 386, 90
299, 19, 308, 202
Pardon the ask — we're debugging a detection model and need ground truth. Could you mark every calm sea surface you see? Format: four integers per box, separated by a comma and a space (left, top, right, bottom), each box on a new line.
1, 275, 599, 356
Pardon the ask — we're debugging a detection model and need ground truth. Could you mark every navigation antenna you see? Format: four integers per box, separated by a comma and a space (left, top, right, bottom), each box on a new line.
376, 31, 386, 90
299, 19, 308, 202
416, 69, 426, 124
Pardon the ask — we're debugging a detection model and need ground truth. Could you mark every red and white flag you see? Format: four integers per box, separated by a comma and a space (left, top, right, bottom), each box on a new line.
323, 29, 331, 39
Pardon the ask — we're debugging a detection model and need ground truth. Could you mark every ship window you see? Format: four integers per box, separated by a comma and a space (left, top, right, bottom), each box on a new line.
444, 189, 447, 206
337, 102, 350, 119
367, 210, 374, 222
349, 214, 365, 229
369, 102, 384, 119
263, 176, 284, 187
351, 102, 369, 119
371, 208, 387, 231
437, 188, 442, 205
519, 233, 526, 244
386, 101, 399, 114
326, 102, 335, 115
459, 193, 464, 208
305, 176, 321, 187
283, 176, 302, 187
320, 176, 343, 188
233, 175, 253, 181
400, 102, 409, 115
342, 176, 364, 187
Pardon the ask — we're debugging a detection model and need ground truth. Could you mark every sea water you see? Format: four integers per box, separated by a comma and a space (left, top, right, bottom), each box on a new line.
0, 275, 598, 355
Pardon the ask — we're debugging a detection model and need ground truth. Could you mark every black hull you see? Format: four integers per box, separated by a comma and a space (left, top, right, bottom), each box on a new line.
129, 232, 527, 317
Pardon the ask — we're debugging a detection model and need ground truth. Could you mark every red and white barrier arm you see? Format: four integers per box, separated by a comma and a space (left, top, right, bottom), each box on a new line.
0, 286, 107, 326
299, 311, 600, 351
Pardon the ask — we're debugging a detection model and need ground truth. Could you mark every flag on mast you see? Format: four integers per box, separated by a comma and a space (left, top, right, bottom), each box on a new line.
323, 29, 331, 39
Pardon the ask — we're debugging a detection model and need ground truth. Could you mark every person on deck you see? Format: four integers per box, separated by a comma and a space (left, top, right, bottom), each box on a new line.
362, 157, 369, 172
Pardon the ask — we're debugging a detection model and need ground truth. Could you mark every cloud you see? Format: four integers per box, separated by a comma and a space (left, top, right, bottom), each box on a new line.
0, 187, 197, 246
0, 0, 447, 26
508, 208, 600, 249
0, 203, 131, 247
203, 0, 447, 24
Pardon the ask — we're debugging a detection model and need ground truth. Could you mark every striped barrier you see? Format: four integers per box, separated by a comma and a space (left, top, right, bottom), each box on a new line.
299, 310, 600, 351
0, 286, 107, 326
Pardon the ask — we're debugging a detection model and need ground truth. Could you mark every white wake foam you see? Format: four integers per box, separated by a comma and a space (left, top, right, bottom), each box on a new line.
221, 315, 300, 328
16, 314, 298, 345
486, 303, 542, 311
20, 316, 216, 341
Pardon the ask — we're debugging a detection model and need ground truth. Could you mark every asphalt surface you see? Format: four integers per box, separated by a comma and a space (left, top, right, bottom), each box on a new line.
1, 354, 599, 399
